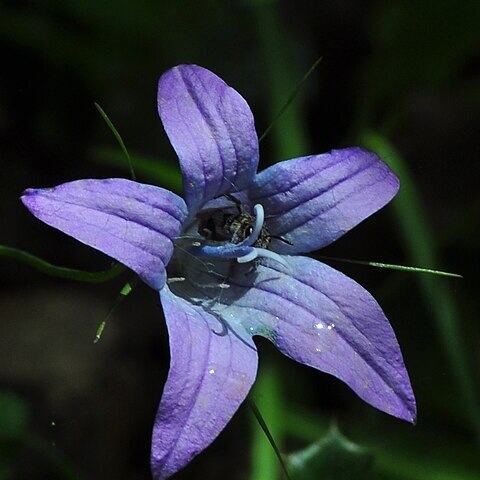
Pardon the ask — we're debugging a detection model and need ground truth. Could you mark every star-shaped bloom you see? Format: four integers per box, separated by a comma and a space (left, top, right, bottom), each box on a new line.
21, 65, 416, 479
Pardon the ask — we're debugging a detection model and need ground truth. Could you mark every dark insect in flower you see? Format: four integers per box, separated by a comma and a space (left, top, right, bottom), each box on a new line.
197, 193, 272, 249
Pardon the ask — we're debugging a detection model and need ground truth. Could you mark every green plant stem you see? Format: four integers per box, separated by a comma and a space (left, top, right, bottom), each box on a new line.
250, 362, 285, 480
251, 0, 309, 161
1, 245, 125, 283
248, 398, 291, 480
259, 56, 322, 144
361, 131, 480, 442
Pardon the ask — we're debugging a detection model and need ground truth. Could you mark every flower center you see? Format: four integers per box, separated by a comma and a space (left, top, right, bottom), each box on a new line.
167, 202, 287, 304
192, 203, 287, 266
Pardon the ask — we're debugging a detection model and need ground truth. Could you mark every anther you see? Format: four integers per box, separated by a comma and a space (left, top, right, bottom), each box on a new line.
237, 248, 289, 268
239, 204, 265, 247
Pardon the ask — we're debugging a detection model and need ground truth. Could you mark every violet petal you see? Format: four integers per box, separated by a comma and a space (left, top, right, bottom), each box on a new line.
250, 147, 399, 254
21, 178, 187, 290
151, 286, 258, 479
158, 65, 259, 215
219, 256, 416, 423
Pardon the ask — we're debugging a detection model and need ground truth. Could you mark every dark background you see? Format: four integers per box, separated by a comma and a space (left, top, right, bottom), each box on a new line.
1, 1, 479, 479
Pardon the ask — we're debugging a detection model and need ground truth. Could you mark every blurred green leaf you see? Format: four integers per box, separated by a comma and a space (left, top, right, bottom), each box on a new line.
251, 0, 310, 161
92, 147, 182, 192
371, 0, 479, 84
286, 408, 480, 480
0, 392, 29, 479
0, 392, 81, 479
0, 392, 29, 442
250, 362, 286, 480
361, 131, 480, 441
357, 0, 480, 131
288, 425, 373, 480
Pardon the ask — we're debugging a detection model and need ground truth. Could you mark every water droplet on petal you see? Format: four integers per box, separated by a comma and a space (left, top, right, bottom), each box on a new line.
314, 322, 324, 330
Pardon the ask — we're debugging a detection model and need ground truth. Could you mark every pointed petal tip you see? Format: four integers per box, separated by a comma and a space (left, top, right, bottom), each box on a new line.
20, 179, 187, 291
251, 146, 401, 254
388, 394, 416, 425
224, 256, 417, 427
404, 399, 417, 425
21, 187, 39, 199
151, 287, 258, 479
158, 64, 259, 213
21, 187, 43, 212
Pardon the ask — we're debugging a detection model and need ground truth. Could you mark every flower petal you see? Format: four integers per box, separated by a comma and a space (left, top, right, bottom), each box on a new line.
216, 256, 416, 423
21, 179, 187, 290
250, 147, 399, 254
158, 65, 259, 215
151, 286, 258, 479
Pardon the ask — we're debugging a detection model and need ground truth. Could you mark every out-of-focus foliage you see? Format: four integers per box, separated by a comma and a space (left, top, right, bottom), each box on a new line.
0, 392, 28, 479
0, 392, 28, 442
1, 0, 479, 479
362, 0, 480, 126
288, 426, 373, 480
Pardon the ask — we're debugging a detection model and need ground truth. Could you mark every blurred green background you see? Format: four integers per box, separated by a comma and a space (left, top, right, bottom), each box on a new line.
1, 0, 479, 479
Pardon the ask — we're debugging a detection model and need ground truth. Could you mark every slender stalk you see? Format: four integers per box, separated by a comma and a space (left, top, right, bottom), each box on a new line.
316, 255, 462, 278
1, 245, 125, 283
248, 398, 291, 480
94, 103, 136, 181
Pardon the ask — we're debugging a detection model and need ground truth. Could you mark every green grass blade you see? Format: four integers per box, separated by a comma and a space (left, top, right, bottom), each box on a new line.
317, 255, 462, 278
94, 102, 136, 181
1, 245, 125, 283
248, 398, 291, 480
259, 55, 323, 144
251, 0, 310, 160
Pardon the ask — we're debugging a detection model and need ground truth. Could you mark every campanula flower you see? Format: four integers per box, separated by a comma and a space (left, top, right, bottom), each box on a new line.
21, 65, 416, 479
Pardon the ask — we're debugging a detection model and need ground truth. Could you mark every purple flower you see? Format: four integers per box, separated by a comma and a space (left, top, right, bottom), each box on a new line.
21, 65, 416, 479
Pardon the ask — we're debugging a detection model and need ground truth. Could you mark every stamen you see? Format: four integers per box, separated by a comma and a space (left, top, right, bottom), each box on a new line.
168, 277, 186, 284
237, 250, 258, 263
237, 247, 289, 269
253, 248, 290, 268
193, 243, 254, 260
188, 202, 288, 270
239, 204, 265, 247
